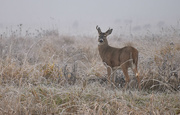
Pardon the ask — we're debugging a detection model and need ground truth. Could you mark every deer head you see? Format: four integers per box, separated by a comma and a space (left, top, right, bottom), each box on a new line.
96, 26, 113, 45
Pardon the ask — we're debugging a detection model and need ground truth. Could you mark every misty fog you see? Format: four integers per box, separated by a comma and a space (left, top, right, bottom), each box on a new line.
1, 0, 180, 35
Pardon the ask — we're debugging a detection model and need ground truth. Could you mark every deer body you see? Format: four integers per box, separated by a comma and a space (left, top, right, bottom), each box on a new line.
96, 26, 141, 90
98, 45, 138, 68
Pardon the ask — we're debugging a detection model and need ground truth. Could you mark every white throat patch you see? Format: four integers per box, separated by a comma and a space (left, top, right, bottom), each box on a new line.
98, 42, 104, 45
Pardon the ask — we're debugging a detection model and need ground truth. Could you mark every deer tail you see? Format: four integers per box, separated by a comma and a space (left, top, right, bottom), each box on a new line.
130, 51, 138, 70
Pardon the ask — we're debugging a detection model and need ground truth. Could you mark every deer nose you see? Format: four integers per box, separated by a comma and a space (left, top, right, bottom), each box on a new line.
99, 39, 103, 43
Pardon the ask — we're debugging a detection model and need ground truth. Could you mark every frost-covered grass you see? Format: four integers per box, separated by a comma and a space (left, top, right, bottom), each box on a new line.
0, 26, 180, 114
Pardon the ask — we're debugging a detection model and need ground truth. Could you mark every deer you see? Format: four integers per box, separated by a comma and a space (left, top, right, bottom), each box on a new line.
96, 26, 141, 90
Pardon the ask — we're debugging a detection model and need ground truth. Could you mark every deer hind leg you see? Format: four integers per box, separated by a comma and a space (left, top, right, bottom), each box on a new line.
122, 67, 130, 90
132, 66, 141, 90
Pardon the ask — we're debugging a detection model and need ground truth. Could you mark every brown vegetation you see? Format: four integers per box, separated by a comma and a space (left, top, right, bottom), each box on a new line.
0, 26, 180, 114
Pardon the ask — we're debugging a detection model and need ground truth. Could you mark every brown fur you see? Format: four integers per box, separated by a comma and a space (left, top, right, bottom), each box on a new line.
96, 26, 141, 90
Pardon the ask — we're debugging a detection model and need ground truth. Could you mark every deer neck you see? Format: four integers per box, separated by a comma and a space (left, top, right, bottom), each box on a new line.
98, 40, 109, 58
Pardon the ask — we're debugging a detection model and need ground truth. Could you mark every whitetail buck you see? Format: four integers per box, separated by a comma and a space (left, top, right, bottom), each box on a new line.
96, 26, 141, 90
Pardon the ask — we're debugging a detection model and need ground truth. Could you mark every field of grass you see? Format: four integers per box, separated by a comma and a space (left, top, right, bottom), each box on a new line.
0, 25, 180, 114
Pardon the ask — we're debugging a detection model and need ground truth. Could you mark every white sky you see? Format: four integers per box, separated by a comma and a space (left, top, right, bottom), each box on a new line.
1, 0, 180, 34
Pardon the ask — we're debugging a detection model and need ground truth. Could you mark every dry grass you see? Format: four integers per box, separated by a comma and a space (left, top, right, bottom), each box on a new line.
0, 26, 180, 114
0, 83, 180, 115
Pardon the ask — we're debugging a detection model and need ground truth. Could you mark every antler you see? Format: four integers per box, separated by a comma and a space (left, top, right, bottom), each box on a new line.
96, 25, 102, 34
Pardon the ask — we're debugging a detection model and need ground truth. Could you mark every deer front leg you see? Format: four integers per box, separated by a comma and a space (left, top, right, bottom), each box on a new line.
107, 67, 116, 88
112, 68, 116, 87
107, 67, 111, 86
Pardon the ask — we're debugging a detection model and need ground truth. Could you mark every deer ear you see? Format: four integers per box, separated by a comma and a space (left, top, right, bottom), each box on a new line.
105, 29, 113, 36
